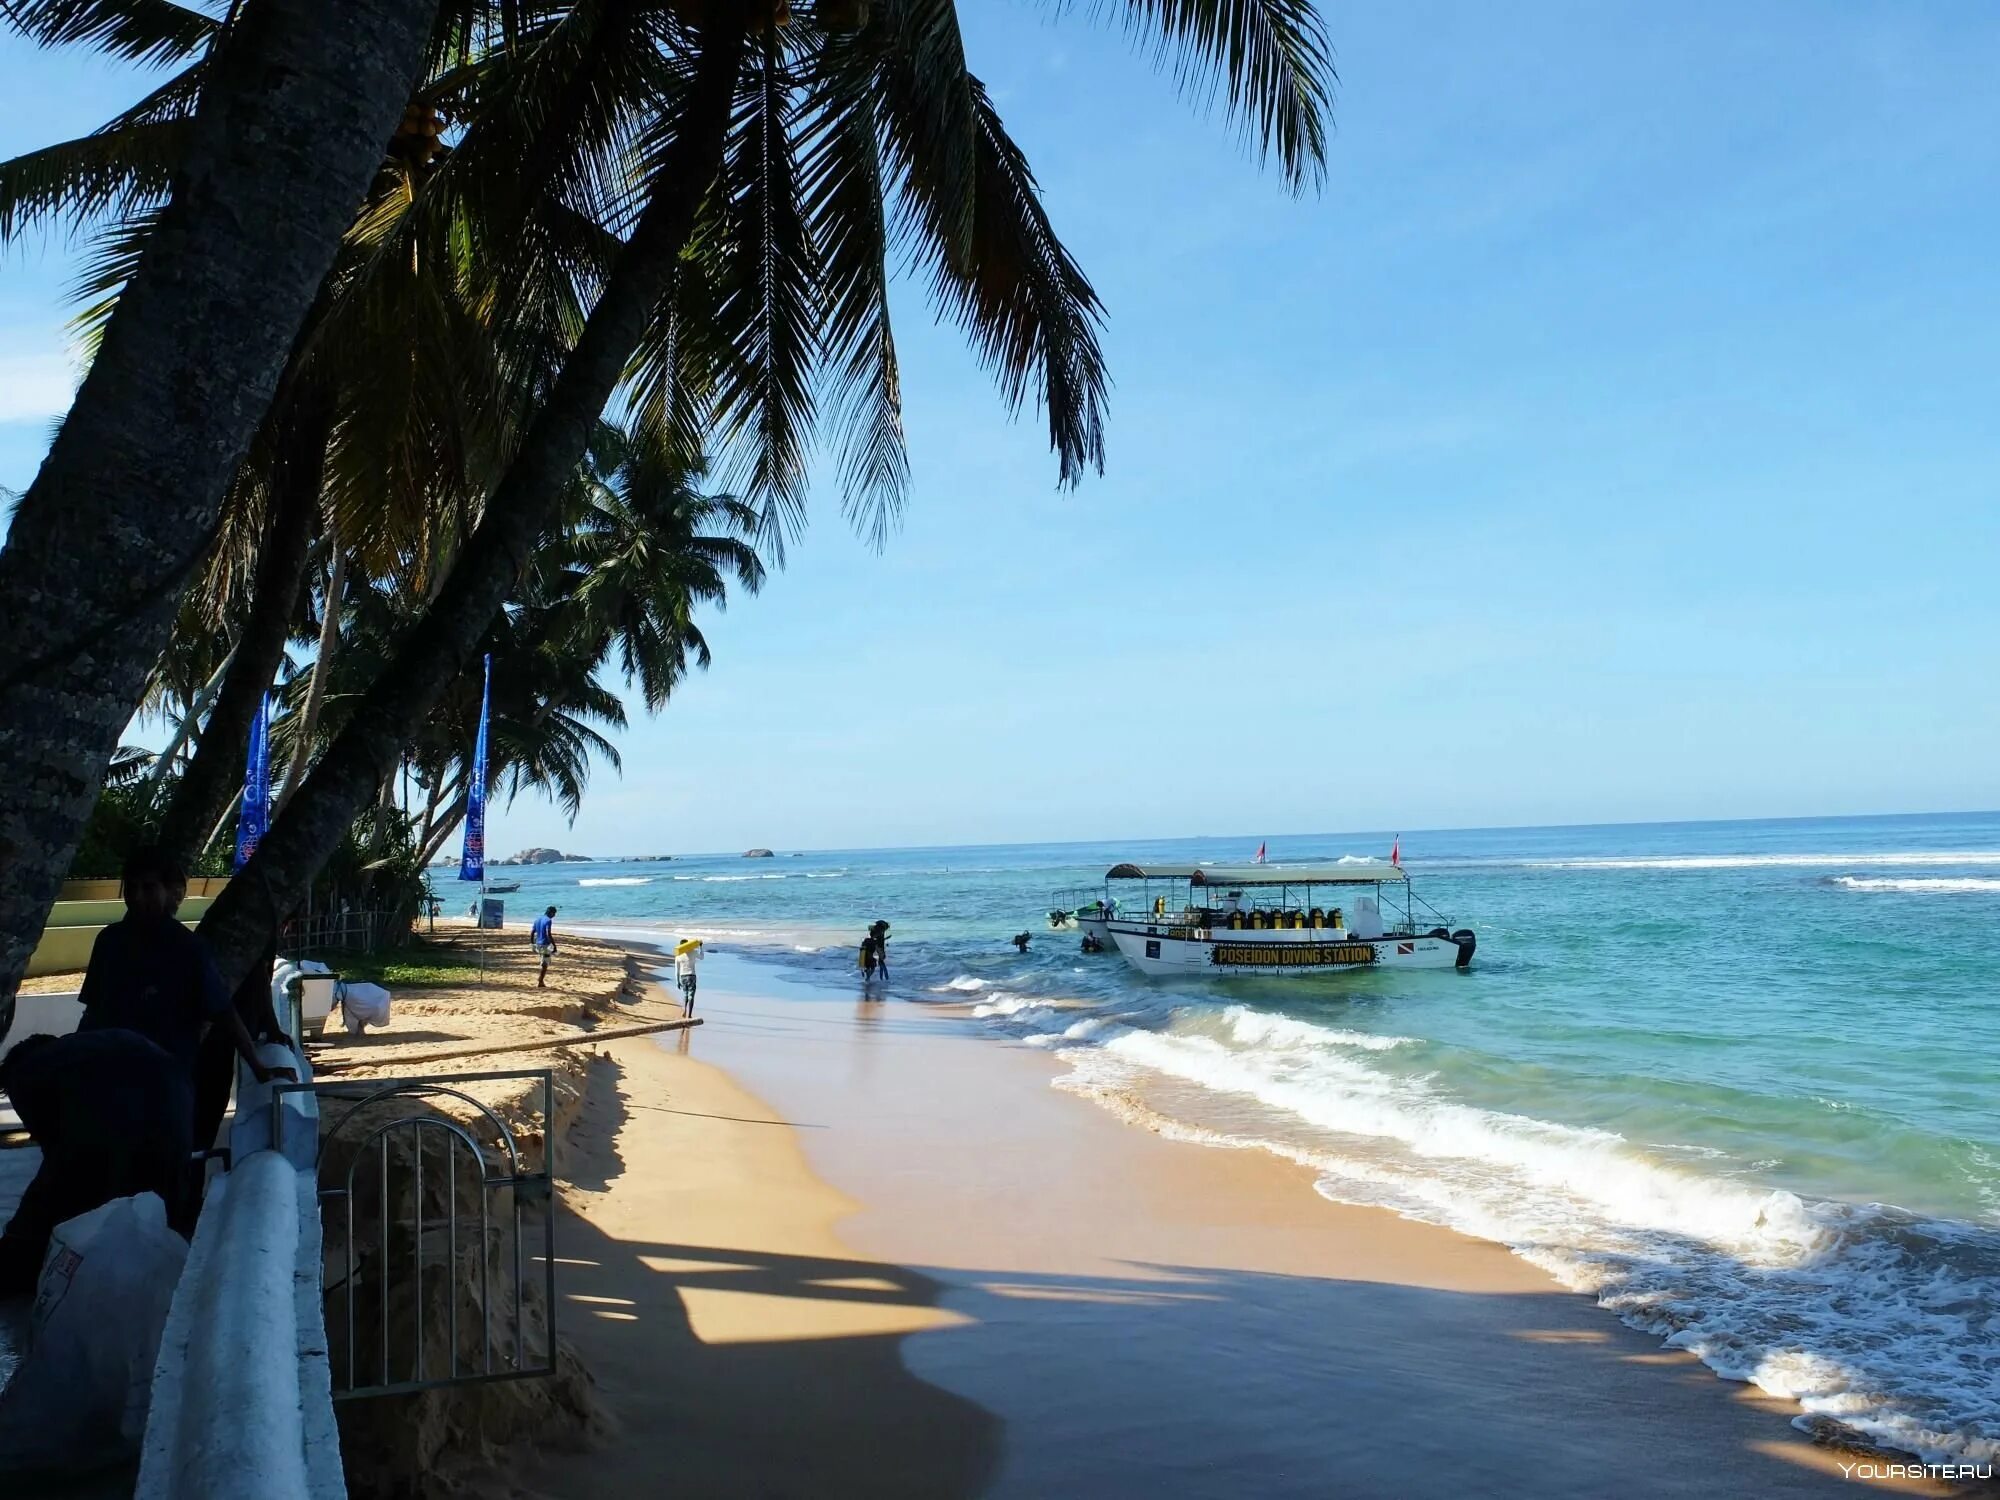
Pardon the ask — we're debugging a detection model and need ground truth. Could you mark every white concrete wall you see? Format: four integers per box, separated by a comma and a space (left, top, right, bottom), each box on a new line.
136, 1044, 343, 1500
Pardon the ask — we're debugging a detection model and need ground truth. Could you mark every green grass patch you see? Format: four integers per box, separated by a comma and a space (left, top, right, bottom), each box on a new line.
315, 942, 482, 988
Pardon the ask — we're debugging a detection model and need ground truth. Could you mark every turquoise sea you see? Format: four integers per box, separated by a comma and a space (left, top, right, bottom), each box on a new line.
477, 811, 2000, 1463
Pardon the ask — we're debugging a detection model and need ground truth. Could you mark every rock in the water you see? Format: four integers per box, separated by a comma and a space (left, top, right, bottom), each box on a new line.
500, 847, 593, 865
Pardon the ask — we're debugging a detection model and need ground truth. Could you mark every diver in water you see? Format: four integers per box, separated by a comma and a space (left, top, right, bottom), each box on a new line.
1011, 932, 1032, 954
1080, 932, 1103, 954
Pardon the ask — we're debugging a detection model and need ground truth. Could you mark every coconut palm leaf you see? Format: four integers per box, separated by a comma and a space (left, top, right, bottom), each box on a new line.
865, 0, 1107, 486
0, 62, 201, 243
1094, 0, 1333, 191
0, 0, 217, 66
706, 27, 820, 551
798, 27, 906, 545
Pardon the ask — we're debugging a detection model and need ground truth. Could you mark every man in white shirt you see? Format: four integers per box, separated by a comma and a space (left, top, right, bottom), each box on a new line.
674, 942, 701, 1016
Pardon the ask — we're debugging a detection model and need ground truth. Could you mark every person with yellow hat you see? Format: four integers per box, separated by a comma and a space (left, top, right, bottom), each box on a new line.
674, 939, 702, 1016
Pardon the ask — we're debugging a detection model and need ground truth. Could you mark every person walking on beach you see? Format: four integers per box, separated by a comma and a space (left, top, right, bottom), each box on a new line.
868, 919, 891, 979
674, 940, 702, 1016
532, 906, 559, 987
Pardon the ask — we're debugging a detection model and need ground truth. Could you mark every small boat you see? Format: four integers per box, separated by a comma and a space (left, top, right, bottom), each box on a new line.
1048, 885, 1118, 949
1100, 861, 1475, 977
485, 879, 522, 894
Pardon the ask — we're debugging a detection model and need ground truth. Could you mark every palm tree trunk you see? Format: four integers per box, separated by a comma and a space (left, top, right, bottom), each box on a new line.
156, 394, 329, 866
275, 533, 345, 813
200, 14, 751, 989
0, 0, 437, 1013
144, 647, 238, 795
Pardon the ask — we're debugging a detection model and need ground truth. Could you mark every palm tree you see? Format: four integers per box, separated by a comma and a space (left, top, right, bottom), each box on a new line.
201, 2, 1333, 987
0, 0, 442, 1006
0, 7, 555, 870
0, 1, 1334, 993
557, 422, 765, 711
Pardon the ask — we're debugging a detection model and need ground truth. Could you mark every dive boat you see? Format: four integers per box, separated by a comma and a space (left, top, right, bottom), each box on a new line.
1101, 861, 1475, 978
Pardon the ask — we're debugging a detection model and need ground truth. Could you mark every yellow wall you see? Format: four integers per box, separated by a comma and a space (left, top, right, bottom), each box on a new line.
24, 896, 220, 977
56, 876, 230, 902
26, 925, 101, 978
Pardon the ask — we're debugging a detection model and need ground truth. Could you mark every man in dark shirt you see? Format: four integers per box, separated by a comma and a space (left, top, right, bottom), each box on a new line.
77, 847, 292, 1114
0, 1029, 195, 1295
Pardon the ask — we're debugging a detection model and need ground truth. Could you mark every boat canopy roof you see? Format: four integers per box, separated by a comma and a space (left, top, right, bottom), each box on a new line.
1104, 861, 1407, 886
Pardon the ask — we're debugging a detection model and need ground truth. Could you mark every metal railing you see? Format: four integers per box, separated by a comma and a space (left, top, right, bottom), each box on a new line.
274, 1070, 557, 1400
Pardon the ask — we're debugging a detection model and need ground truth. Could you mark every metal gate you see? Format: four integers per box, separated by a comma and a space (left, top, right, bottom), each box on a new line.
276, 1069, 557, 1399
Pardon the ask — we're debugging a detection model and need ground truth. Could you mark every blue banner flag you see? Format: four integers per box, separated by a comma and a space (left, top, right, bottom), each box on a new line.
233, 693, 272, 871
459, 653, 492, 883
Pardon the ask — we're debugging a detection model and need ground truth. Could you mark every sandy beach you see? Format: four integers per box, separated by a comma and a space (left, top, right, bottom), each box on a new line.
488, 941, 1950, 1500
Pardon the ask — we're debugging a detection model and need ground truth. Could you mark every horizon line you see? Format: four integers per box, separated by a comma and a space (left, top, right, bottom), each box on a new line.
465, 806, 2000, 865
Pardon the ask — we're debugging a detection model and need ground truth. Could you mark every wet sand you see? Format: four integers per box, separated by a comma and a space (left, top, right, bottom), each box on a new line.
517, 946, 1944, 1499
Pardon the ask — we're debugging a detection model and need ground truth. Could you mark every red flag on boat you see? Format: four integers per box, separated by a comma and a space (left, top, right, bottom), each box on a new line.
1253, 841, 1267, 864
1390, 836, 1401, 866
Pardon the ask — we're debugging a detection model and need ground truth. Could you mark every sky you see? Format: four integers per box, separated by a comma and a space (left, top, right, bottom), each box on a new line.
2, 2, 1998, 855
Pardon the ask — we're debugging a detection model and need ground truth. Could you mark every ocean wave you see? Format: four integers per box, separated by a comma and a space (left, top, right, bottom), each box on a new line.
932, 975, 988, 993
983, 999, 2000, 1465
1540, 851, 2000, 871
1831, 875, 2000, 894
578, 876, 652, 887
1218, 1005, 1412, 1052
804, 871, 846, 879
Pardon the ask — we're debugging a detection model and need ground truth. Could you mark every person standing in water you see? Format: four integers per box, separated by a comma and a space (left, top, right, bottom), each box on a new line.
531, 906, 559, 987
675, 940, 702, 1016
868, 920, 891, 979
858, 935, 879, 983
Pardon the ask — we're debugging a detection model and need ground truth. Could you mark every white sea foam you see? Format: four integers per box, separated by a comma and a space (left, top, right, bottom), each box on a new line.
578, 876, 651, 886
932, 975, 988, 993
1832, 875, 2000, 894
1543, 851, 2000, 871
975, 994, 2000, 1465
1218, 1005, 1412, 1052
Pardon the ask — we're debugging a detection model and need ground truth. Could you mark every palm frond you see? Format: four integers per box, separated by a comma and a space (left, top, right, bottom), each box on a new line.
1089, 0, 1333, 191
708, 29, 821, 553
870, 2, 1107, 485
626, 248, 725, 477
66, 203, 160, 353
0, 62, 200, 244
799, 36, 907, 546
872, 0, 977, 265
0, 0, 217, 66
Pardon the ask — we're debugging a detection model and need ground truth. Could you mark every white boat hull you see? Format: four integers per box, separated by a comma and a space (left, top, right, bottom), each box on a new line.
1108, 923, 1472, 978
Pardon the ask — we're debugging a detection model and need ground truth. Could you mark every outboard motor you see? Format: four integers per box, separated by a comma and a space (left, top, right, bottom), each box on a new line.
1452, 929, 1477, 968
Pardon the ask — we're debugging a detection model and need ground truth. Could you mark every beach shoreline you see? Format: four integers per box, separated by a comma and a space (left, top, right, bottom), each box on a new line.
512, 937, 1948, 1499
